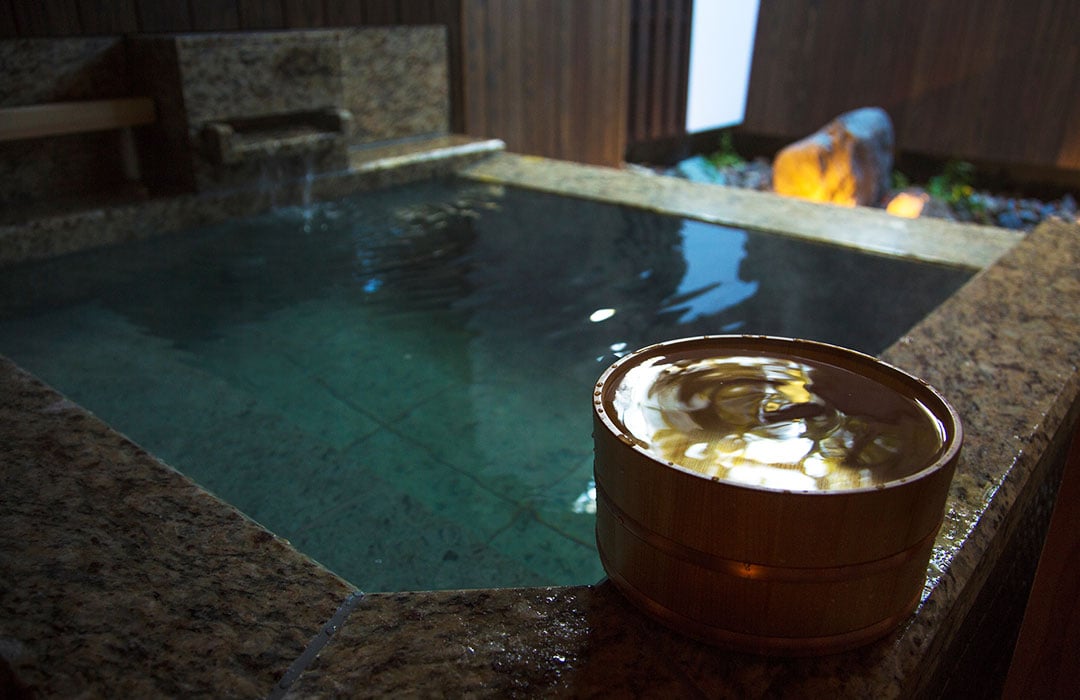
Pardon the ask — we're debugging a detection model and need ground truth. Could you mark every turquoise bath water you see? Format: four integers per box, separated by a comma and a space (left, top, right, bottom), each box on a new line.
0, 179, 971, 591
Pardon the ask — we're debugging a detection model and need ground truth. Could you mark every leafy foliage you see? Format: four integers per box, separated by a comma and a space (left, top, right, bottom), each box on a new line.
705, 131, 746, 169
927, 160, 989, 222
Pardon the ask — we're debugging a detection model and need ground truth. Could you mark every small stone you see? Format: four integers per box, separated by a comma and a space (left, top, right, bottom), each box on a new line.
996, 208, 1023, 230
673, 155, 727, 185
1060, 193, 1077, 215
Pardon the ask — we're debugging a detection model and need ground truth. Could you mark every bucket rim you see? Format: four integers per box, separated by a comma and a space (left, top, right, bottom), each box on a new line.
593, 334, 963, 497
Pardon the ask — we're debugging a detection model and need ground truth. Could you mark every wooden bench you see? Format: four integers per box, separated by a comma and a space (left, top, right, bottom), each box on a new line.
0, 97, 156, 183
0, 97, 155, 142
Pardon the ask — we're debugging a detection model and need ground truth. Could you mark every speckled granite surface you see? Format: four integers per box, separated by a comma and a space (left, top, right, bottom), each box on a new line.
0, 358, 356, 697
461, 153, 1023, 269
0, 29, 452, 210
128, 28, 451, 193
2, 155, 1079, 697
342, 27, 449, 144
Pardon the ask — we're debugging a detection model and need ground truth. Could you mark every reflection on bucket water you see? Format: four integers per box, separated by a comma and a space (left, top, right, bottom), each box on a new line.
612, 354, 946, 491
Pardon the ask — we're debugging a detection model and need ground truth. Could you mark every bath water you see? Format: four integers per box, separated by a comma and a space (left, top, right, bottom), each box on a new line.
0, 178, 971, 591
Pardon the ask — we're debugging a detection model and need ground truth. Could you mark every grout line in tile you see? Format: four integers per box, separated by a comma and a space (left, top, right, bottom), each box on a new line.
267, 590, 366, 699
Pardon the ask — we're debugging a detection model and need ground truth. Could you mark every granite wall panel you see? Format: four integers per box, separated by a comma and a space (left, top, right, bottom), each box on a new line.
2, 26, 452, 215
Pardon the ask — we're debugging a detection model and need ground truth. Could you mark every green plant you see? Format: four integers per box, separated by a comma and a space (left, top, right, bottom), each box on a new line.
927, 160, 976, 205
706, 131, 746, 169
927, 160, 988, 221
891, 169, 911, 191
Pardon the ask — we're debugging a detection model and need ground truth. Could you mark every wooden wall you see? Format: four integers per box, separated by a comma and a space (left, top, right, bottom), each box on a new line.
0, 1, 457, 34
460, 0, 630, 167
743, 0, 1080, 172
4, 1, 1079, 172
626, 0, 691, 147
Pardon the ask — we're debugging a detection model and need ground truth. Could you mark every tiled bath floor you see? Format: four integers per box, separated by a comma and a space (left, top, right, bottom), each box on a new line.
0, 299, 602, 591
0, 177, 973, 594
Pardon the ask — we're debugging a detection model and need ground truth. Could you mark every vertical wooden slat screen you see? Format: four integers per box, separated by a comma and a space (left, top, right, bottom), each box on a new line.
460, 0, 631, 167
0, 1, 460, 35
361, 0, 403, 24
2, 0, 1078, 172
133, 1, 192, 33
743, 0, 1080, 171
189, 1, 240, 32
11, 0, 81, 36
282, 0, 324, 28
77, 1, 139, 34
626, 0, 692, 147
235, 1, 284, 29
322, 3, 362, 26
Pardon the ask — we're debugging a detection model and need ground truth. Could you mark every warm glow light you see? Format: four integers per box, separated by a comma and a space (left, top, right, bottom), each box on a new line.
886, 192, 929, 219
772, 150, 859, 206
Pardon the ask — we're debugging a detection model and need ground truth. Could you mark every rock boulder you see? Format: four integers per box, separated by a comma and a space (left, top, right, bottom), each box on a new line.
772, 107, 895, 207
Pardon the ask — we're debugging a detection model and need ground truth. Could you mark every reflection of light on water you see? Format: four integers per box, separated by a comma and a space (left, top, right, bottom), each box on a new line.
589, 308, 616, 323
662, 220, 759, 323
923, 508, 979, 600
572, 479, 597, 514
612, 354, 945, 491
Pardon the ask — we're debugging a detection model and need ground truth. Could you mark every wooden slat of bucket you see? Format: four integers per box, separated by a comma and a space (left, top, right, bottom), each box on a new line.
592, 417, 954, 568
596, 491, 934, 655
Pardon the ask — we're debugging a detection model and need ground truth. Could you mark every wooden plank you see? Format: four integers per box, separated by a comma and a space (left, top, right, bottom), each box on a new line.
983, 0, 1080, 168
553, 0, 573, 157
484, 0, 505, 145
135, 0, 191, 32
0, 1, 19, 37
610, 0, 632, 162
11, 0, 80, 36
520, 0, 549, 156
645, 0, 668, 141
673, 0, 691, 139
744, 0, 805, 136
282, 0, 324, 28
661, 0, 689, 140
76, 0, 138, 34
236, 0, 284, 29
189, 0, 240, 31
430, 0, 464, 132
1003, 425, 1080, 698
498, 0, 523, 153
460, 0, 629, 166
324, 1, 365, 26
362, 0, 400, 24
399, 0, 437, 24
0, 98, 156, 142
627, 0, 649, 143
460, 0, 486, 137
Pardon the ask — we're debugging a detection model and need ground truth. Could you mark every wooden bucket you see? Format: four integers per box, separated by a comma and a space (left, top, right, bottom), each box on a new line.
593, 336, 962, 656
